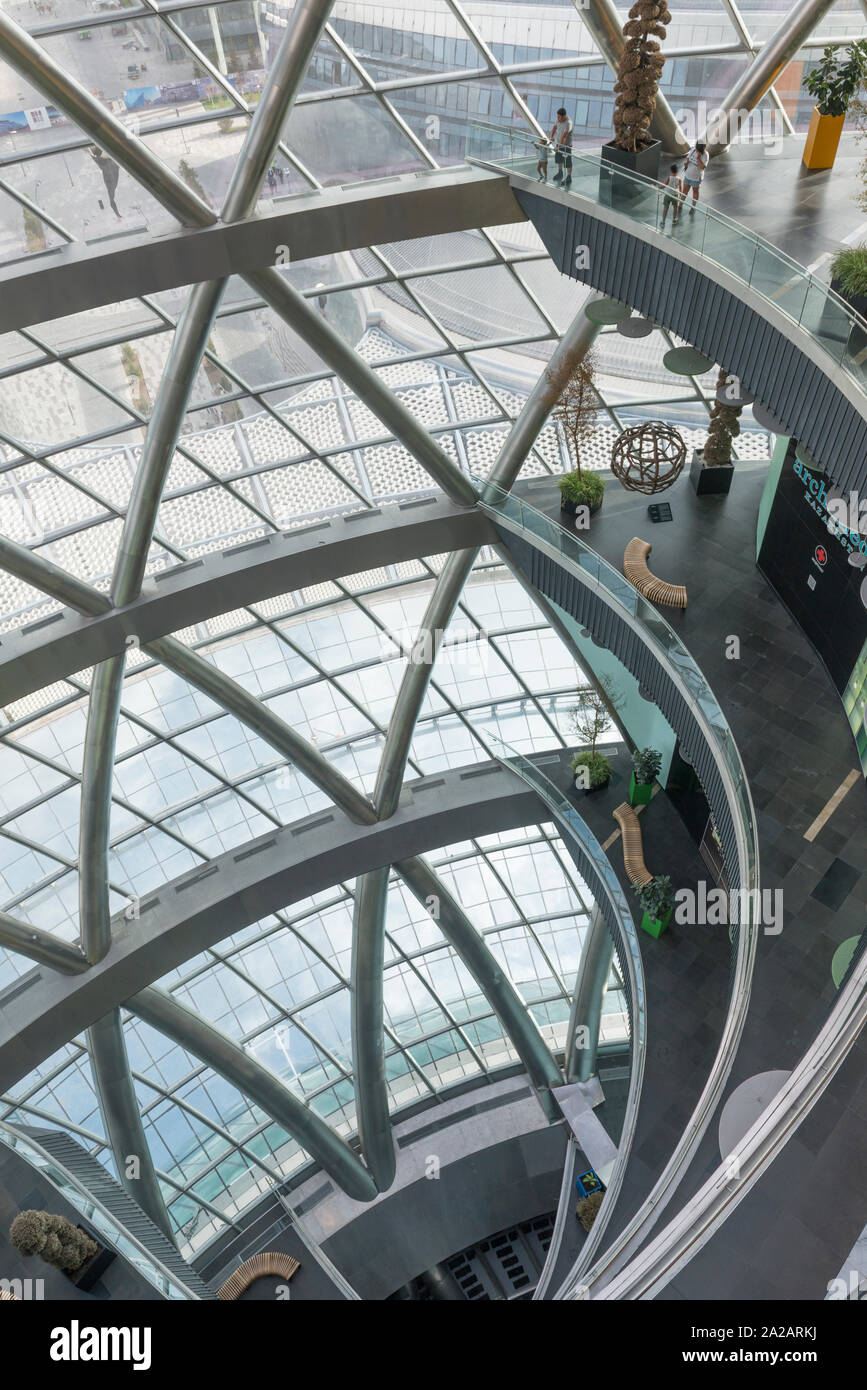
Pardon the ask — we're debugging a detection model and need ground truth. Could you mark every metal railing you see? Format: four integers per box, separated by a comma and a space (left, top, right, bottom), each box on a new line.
475, 730, 646, 1300
0, 1121, 202, 1300
465, 121, 867, 398
471, 476, 761, 1296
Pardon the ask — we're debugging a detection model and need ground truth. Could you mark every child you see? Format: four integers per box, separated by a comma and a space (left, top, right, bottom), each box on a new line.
534, 138, 550, 181
660, 163, 682, 229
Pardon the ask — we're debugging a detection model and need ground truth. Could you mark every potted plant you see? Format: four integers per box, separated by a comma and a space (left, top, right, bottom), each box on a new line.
803, 41, 867, 170
634, 874, 674, 938
603, 0, 670, 178
690, 367, 740, 496
569, 674, 623, 791
576, 1190, 604, 1231
629, 746, 661, 805
558, 469, 605, 517
547, 348, 605, 517
9, 1209, 114, 1291
830, 244, 867, 319
571, 748, 612, 790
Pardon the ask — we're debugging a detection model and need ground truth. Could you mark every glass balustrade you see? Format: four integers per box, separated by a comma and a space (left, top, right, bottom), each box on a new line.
465, 121, 867, 395
472, 475, 759, 908
0, 1122, 200, 1300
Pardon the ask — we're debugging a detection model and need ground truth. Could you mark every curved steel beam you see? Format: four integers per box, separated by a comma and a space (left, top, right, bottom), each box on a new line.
0, 499, 488, 706
0, 912, 88, 975
350, 865, 396, 1191
398, 853, 563, 1118
564, 906, 613, 1083
244, 266, 479, 508
373, 548, 476, 820
0, 12, 214, 228
146, 634, 378, 826
221, 0, 334, 224
0, 761, 543, 1096
111, 281, 226, 609
79, 654, 126, 965
703, 0, 838, 155
374, 304, 602, 819
87, 1008, 175, 1238
0, 536, 110, 618
130, 986, 378, 1204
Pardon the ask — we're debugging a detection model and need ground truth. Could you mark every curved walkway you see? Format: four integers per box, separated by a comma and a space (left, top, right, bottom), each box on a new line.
524, 468, 867, 1299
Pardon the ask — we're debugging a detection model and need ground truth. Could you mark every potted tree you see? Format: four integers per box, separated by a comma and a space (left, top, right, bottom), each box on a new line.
829, 244, 867, 320
9, 1209, 114, 1291
603, 0, 670, 179
803, 41, 867, 171
690, 367, 740, 496
548, 348, 605, 518
569, 674, 623, 791
629, 746, 661, 806
634, 874, 674, 938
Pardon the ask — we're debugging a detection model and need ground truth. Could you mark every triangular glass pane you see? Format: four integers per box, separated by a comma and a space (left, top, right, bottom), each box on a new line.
387, 76, 525, 164
0, 359, 134, 450
407, 263, 550, 346
282, 94, 427, 186
141, 115, 253, 214
0, 185, 66, 264
329, 0, 492, 84
463, 1, 601, 63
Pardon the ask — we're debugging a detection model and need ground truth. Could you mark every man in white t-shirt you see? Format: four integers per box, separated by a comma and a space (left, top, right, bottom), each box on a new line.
550, 107, 573, 187
682, 142, 708, 213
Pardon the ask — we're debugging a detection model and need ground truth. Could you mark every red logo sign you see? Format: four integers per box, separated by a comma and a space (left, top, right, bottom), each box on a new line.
814, 545, 827, 567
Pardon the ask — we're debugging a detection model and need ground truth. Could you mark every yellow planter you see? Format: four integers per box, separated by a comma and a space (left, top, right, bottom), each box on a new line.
802, 106, 845, 170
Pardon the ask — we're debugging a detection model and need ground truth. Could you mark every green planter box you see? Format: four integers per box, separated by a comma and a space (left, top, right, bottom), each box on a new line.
640, 905, 673, 939
629, 771, 653, 806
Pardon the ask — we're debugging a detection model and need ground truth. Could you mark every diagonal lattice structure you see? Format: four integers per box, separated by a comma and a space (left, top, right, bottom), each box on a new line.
0, 0, 849, 1253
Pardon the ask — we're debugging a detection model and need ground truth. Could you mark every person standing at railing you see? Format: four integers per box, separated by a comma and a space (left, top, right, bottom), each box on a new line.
533, 136, 550, 182
550, 107, 573, 188
681, 141, 708, 213
659, 163, 683, 230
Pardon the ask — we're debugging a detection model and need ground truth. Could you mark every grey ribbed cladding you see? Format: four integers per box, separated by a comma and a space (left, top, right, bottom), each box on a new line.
515, 185, 867, 495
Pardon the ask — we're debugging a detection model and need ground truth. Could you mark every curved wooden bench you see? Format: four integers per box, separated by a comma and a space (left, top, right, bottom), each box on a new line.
612, 802, 653, 887
216, 1251, 300, 1300
623, 537, 687, 609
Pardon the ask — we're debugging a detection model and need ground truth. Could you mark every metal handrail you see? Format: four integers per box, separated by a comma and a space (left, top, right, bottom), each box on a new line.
471, 731, 645, 1301
471, 478, 761, 1296
0, 1121, 201, 1300
465, 121, 867, 390
595, 944, 867, 1298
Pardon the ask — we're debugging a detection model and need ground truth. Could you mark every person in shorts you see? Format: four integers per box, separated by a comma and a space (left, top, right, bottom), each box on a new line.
682, 141, 708, 212
534, 137, 550, 181
660, 163, 683, 228
550, 107, 573, 187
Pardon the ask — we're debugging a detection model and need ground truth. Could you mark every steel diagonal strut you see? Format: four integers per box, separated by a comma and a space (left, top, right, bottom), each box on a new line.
703, 0, 838, 154
130, 987, 377, 1204
354, 305, 603, 1158
0, 12, 214, 229
71, 0, 339, 1235
350, 866, 396, 1190
0, 537, 562, 1186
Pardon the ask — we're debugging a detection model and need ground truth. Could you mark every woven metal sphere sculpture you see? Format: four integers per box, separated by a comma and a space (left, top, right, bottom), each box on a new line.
610, 421, 687, 494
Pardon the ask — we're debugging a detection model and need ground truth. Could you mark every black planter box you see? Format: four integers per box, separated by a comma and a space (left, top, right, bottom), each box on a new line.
67, 1231, 116, 1292
560, 495, 602, 517
690, 450, 733, 496
601, 138, 662, 182
831, 274, 867, 323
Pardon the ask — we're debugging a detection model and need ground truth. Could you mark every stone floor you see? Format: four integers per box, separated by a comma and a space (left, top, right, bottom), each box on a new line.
517, 464, 867, 1300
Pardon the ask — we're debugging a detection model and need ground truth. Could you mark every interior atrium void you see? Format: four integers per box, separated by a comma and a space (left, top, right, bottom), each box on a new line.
0, 0, 865, 1335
